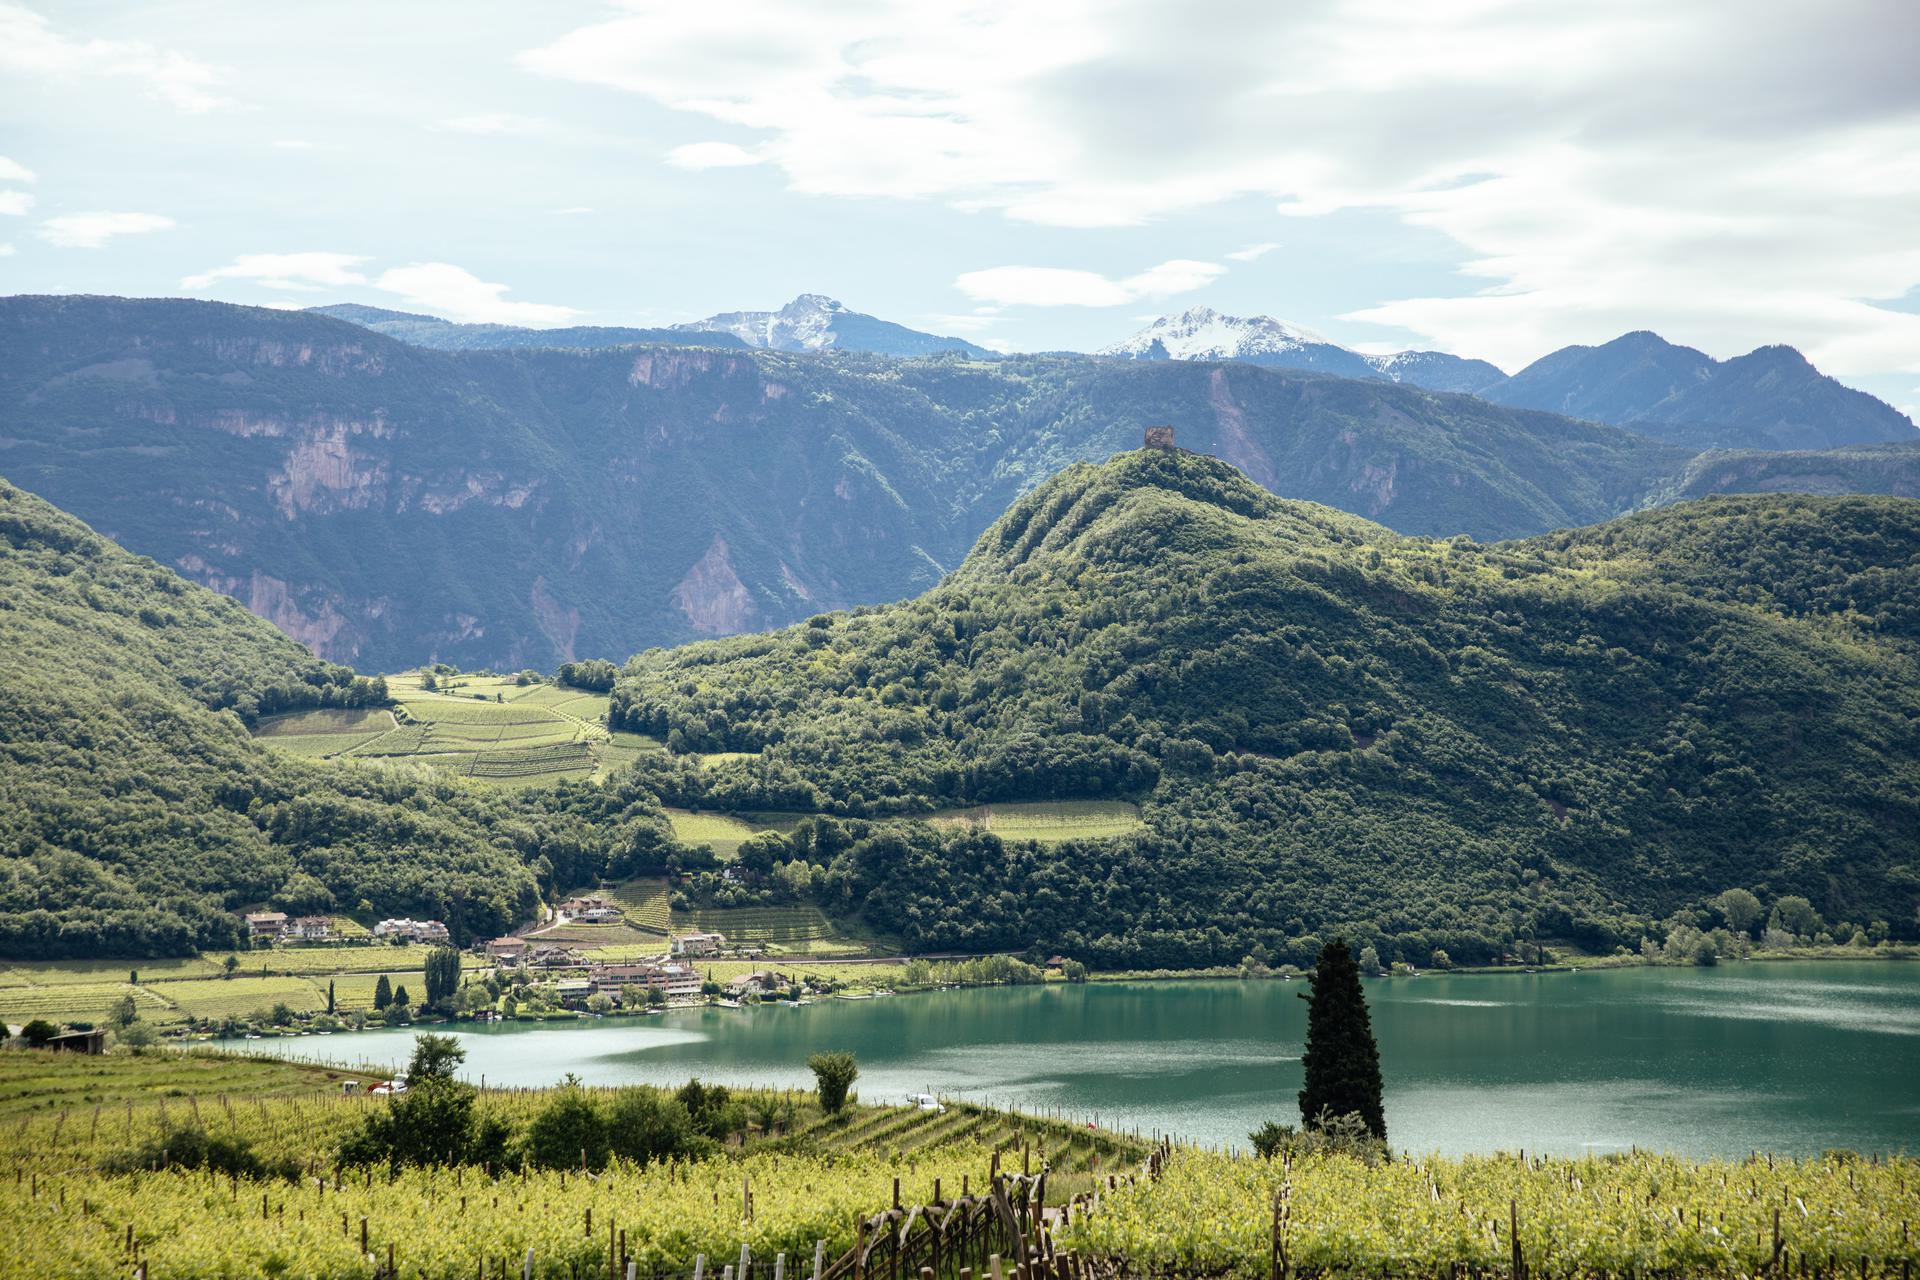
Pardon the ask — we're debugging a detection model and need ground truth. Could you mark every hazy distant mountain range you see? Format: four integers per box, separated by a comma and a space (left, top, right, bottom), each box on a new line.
314, 294, 992, 359
1101, 307, 1914, 452
3, 293, 1915, 670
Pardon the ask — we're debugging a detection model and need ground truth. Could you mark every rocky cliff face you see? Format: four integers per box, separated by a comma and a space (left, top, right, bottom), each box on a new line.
3, 296, 1914, 670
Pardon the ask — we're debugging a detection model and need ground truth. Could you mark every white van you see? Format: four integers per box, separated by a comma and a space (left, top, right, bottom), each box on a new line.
906, 1092, 944, 1113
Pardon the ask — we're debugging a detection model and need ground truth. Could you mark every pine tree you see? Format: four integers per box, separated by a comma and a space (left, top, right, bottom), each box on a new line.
373, 974, 392, 1010
326, 980, 336, 1016
1297, 938, 1386, 1140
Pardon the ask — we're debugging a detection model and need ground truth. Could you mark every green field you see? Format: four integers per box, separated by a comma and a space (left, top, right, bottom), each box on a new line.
927, 800, 1144, 842
251, 672, 657, 787
671, 903, 873, 955
0, 946, 479, 1028
608, 877, 672, 933
664, 808, 807, 858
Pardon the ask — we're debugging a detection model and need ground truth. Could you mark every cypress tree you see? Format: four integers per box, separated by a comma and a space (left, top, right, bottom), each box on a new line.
326, 979, 336, 1015
373, 973, 392, 1010
1297, 938, 1386, 1140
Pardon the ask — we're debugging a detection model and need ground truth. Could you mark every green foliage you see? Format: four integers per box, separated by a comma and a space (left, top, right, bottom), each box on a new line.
20, 1020, 56, 1047
1298, 941, 1386, 1141
100, 1123, 294, 1180
808, 1051, 859, 1115
372, 975, 392, 1010
609, 453, 1920, 966
423, 948, 461, 1008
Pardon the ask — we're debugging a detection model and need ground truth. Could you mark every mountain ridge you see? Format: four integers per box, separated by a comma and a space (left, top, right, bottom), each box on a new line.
4, 294, 1917, 671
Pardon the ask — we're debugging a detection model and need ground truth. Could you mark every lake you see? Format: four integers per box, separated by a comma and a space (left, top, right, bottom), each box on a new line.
263, 961, 1919, 1157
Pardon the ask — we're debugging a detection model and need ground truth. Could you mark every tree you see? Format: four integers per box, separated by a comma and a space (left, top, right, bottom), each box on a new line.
21, 1019, 57, 1047
408, 1033, 466, 1083
392, 984, 411, 1009
106, 993, 139, 1029
808, 1051, 859, 1114
424, 947, 462, 1007
128, 969, 139, 985
520, 1087, 610, 1171
223, 955, 240, 979
1771, 895, 1823, 937
326, 980, 336, 1016
1297, 939, 1386, 1141
116, 1022, 158, 1053
373, 974, 393, 1010
1712, 889, 1764, 935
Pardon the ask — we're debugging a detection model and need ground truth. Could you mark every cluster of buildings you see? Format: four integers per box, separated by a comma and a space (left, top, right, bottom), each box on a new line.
239, 912, 451, 946
373, 918, 451, 944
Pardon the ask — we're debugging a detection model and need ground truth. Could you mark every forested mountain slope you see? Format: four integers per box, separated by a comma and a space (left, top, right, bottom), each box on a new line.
0, 477, 575, 956
610, 450, 1920, 965
4, 295, 1916, 672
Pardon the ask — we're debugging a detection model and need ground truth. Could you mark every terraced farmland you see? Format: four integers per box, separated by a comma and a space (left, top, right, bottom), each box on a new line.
671, 903, 873, 955
252, 673, 657, 787
927, 800, 1145, 843
609, 877, 672, 933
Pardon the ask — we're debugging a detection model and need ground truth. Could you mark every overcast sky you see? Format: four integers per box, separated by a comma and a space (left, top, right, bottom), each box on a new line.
2, 0, 1916, 411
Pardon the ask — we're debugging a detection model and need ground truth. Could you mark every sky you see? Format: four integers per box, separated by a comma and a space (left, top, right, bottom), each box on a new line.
2, 0, 1917, 413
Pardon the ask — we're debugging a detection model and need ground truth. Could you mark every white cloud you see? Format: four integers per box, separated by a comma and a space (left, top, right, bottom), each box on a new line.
0, 243, 14, 257
38, 211, 175, 249
429, 113, 552, 137
665, 141, 764, 170
917, 313, 999, 334
0, 4, 230, 112
955, 259, 1223, 308
373, 262, 580, 326
523, 0, 1920, 375
272, 139, 314, 151
182, 252, 370, 292
1227, 242, 1280, 262
0, 190, 33, 217
0, 156, 35, 184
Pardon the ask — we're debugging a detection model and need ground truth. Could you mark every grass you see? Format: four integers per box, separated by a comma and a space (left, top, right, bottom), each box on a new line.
0, 947, 479, 1028
664, 808, 807, 858
0, 1047, 379, 1118
927, 800, 1144, 842
609, 878, 672, 933
670, 903, 875, 956
251, 673, 635, 788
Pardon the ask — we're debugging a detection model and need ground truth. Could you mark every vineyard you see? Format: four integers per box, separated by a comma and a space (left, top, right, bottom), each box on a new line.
671, 904, 871, 956
664, 810, 807, 860
0, 1046, 1913, 1280
0, 1051, 1140, 1280
252, 673, 648, 787
1062, 1147, 1920, 1280
926, 801, 1145, 843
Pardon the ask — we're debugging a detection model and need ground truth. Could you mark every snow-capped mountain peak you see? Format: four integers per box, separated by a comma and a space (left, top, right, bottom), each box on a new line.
670, 294, 990, 358
1100, 306, 1330, 360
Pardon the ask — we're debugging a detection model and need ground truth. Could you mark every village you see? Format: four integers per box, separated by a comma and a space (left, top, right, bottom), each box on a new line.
232, 892, 848, 1018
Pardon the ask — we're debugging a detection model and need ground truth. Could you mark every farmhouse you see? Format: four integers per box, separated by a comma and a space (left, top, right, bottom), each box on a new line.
243, 911, 287, 940
482, 937, 527, 964
558, 894, 621, 923
670, 931, 726, 958
553, 978, 594, 1008
525, 945, 586, 969
723, 970, 789, 999
284, 916, 333, 942
373, 918, 450, 944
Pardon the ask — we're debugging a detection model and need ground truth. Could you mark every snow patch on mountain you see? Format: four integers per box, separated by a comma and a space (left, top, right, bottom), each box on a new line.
1100, 307, 1329, 360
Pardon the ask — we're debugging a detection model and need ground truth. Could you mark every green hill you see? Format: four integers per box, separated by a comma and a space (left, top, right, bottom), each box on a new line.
609, 449, 1920, 966
0, 477, 562, 956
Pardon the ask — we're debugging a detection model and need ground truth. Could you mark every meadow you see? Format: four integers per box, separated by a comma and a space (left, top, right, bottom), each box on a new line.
926, 800, 1144, 843
252, 673, 662, 787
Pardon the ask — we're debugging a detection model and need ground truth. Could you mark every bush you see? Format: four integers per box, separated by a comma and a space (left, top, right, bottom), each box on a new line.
519, 1087, 609, 1171
102, 1123, 294, 1180
808, 1051, 859, 1115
